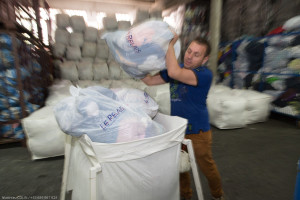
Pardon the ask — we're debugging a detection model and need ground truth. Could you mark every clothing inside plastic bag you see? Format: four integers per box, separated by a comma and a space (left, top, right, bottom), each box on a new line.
102, 20, 181, 78
54, 86, 165, 143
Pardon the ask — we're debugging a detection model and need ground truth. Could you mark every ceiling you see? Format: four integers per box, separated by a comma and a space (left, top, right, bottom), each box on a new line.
46, 0, 188, 14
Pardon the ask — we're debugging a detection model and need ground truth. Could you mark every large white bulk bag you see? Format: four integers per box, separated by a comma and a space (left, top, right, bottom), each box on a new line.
82, 42, 97, 58
45, 79, 73, 106
84, 27, 98, 42
66, 46, 81, 61
55, 28, 70, 45
93, 60, 109, 80
145, 84, 170, 115
21, 106, 65, 160
77, 60, 94, 80
207, 92, 247, 129
59, 61, 79, 81
56, 14, 70, 28
69, 32, 84, 47
232, 89, 272, 124
70, 15, 86, 32
63, 113, 187, 200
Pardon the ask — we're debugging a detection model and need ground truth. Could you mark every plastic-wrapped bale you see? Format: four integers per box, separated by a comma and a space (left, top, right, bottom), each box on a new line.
77, 60, 93, 80
283, 15, 300, 32
118, 21, 131, 30
80, 57, 94, 63
69, 32, 84, 47
56, 14, 70, 29
102, 16, 118, 31
66, 46, 81, 61
21, 106, 65, 160
53, 86, 165, 143
133, 9, 150, 25
109, 80, 135, 89
45, 79, 73, 106
84, 27, 98, 42
207, 91, 247, 129
82, 42, 97, 58
96, 39, 109, 59
150, 9, 162, 19
122, 79, 148, 90
120, 67, 132, 79
93, 60, 109, 81
232, 89, 273, 124
59, 61, 79, 81
108, 60, 122, 80
111, 88, 159, 118
145, 83, 170, 115
70, 15, 86, 32
102, 20, 181, 79
55, 28, 70, 45
52, 43, 66, 58
76, 80, 102, 88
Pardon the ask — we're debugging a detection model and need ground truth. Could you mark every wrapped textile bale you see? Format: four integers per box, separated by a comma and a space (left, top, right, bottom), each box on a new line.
21, 106, 65, 160
69, 32, 84, 47
120, 68, 132, 79
123, 79, 148, 90
76, 80, 102, 88
70, 15, 86, 32
99, 79, 112, 88
80, 57, 94, 63
110, 80, 134, 88
52, 43, 66, 58
93, 60, 109, 80
96, 40, 109, 59
144, 83, 170, 115
207, 91, 247, 129
66, 46, 81, 61
232, 89, 272, 124
55, 28, 70, 45
82, 42, 97, 58
133, 9, 150, 25
59, 61, 79, 81
103, 16, 118, 31
118, 21, 131, 30
108, 60, 122, 80
77, 60, 94, 80
45, 79, 73, 106
84, 27, 98, 42
150, 9, 162, 19
56, 14, 70, 29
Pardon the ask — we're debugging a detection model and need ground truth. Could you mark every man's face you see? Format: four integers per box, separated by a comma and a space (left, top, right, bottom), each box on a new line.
183, 41, 209, 69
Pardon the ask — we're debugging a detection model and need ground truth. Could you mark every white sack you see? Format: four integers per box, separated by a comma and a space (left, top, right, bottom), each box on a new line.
77, 61, 93, 80
82, 42, 97, 58
84, 27, 98, 42
21, 106, 65, 160
112, 88, 159, 118
102, 16, 118, 31
59, 61, 79, 81
45, 79, 73, 106
102, 20, 181, 79
66, 46, 81, 61
54, 86, 165, 143
93, 60, 109, 80
70, 15, 86, 32
64, 113, 187, 200
80, 57, 94, 63
69, 32, 84, 47
283, 15, 300, 31
145, 84, 170, 115
56, 14, 70, 28
232, 89, 272, 124
96, 40, 109, 59
55, 28, 70, 45
108, 60, 122, 80
118, 21, 131, 30
52, 43, 66, 58
207, 92, 247, 129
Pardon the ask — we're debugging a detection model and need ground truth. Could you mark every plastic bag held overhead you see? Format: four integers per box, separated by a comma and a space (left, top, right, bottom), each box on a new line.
102, 20, 181, 78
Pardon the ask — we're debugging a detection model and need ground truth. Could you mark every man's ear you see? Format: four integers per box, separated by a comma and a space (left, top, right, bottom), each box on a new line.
203, 56, 209, 64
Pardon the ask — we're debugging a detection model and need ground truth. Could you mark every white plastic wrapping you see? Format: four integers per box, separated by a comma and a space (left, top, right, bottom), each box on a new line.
54, 86, 165, 143
102, 20, 181, 78
111, 88, 158, 118
21, 106, 65, 160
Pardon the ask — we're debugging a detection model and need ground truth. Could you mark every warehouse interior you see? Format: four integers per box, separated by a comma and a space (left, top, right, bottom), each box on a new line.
0, 0, 300, 200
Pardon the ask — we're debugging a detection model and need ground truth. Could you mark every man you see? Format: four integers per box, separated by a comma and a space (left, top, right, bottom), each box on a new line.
141, 33, 224, 200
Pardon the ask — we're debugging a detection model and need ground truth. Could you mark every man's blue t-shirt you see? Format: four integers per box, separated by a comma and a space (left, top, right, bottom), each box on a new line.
160, 64, 213, 134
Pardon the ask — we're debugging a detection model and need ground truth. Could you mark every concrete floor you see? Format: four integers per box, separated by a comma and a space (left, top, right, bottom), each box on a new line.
0, 112, 299, 200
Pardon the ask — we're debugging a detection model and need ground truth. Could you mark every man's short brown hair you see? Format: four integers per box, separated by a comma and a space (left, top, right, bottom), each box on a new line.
192, 37, 211, 57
